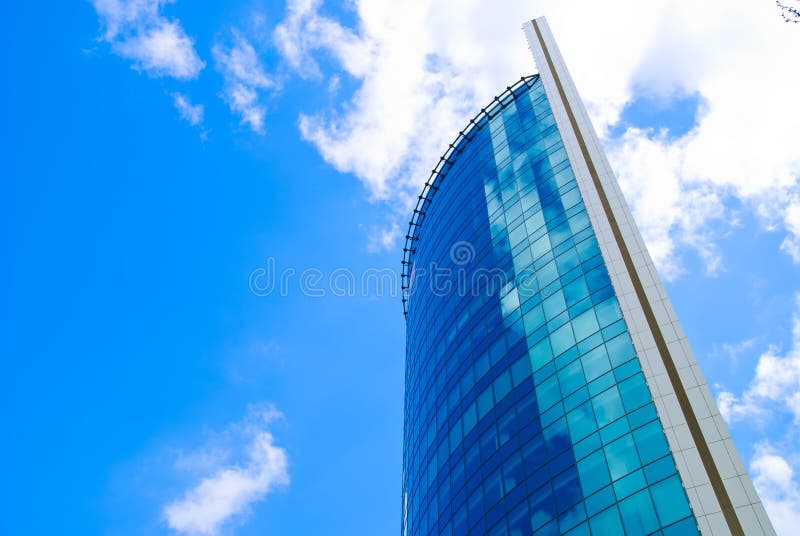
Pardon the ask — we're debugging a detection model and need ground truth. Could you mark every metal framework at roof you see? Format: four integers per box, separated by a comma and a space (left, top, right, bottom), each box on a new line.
401, 74, 541, 317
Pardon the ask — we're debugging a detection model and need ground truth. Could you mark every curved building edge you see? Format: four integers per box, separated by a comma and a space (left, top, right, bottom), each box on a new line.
400, 75, 541, 318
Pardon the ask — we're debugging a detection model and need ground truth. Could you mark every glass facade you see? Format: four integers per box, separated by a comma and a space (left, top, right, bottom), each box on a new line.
402, 76, 698, 535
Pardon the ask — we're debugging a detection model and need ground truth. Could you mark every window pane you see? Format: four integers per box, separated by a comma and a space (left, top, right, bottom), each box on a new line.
650, 476, 692, 526
604, 434, 640, 480
618, 489, 659, 535
577, 449, 610, 495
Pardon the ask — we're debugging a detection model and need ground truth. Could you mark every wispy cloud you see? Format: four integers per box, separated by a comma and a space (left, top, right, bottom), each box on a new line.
717, 294, 800, 425
91, 0, 205, 79
213, 30, 277, 134
273, 0, 372, 81
709, 338, 757, 372
721, 338, 757, 361
172, 92, 204, 126
162, 404, 289, 535
365, 222, 401, 253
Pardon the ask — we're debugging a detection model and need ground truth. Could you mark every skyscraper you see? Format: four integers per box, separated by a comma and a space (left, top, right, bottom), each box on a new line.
400, 17, 775, 536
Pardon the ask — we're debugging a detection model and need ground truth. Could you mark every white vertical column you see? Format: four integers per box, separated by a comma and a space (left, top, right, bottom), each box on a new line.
522, 16, 774, 536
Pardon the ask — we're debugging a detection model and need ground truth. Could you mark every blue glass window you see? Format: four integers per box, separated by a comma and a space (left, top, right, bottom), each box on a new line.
402, 76, 696, 536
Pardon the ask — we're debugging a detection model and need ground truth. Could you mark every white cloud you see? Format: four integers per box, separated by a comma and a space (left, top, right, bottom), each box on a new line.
781, 201, 800, 263
213, 31, 277, 134
365, 222, 401, 253
605, 0, 800, 276
606, 128, 727, 279
92, 0, 205, 79
163, 404, 289, 535
274, 0, 373, 81
172, 92, 204, 126
273, 0, 800, 270
716, 296, 800, 531
718, 294, 800, 425
717, 389, 767, 425
751, 442, 800, 535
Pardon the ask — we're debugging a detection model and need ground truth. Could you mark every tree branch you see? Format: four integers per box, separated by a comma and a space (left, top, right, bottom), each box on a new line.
777, 0, 800, 23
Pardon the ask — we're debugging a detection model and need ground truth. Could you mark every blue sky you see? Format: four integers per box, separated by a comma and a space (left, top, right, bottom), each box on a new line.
2, 1, 800, 535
